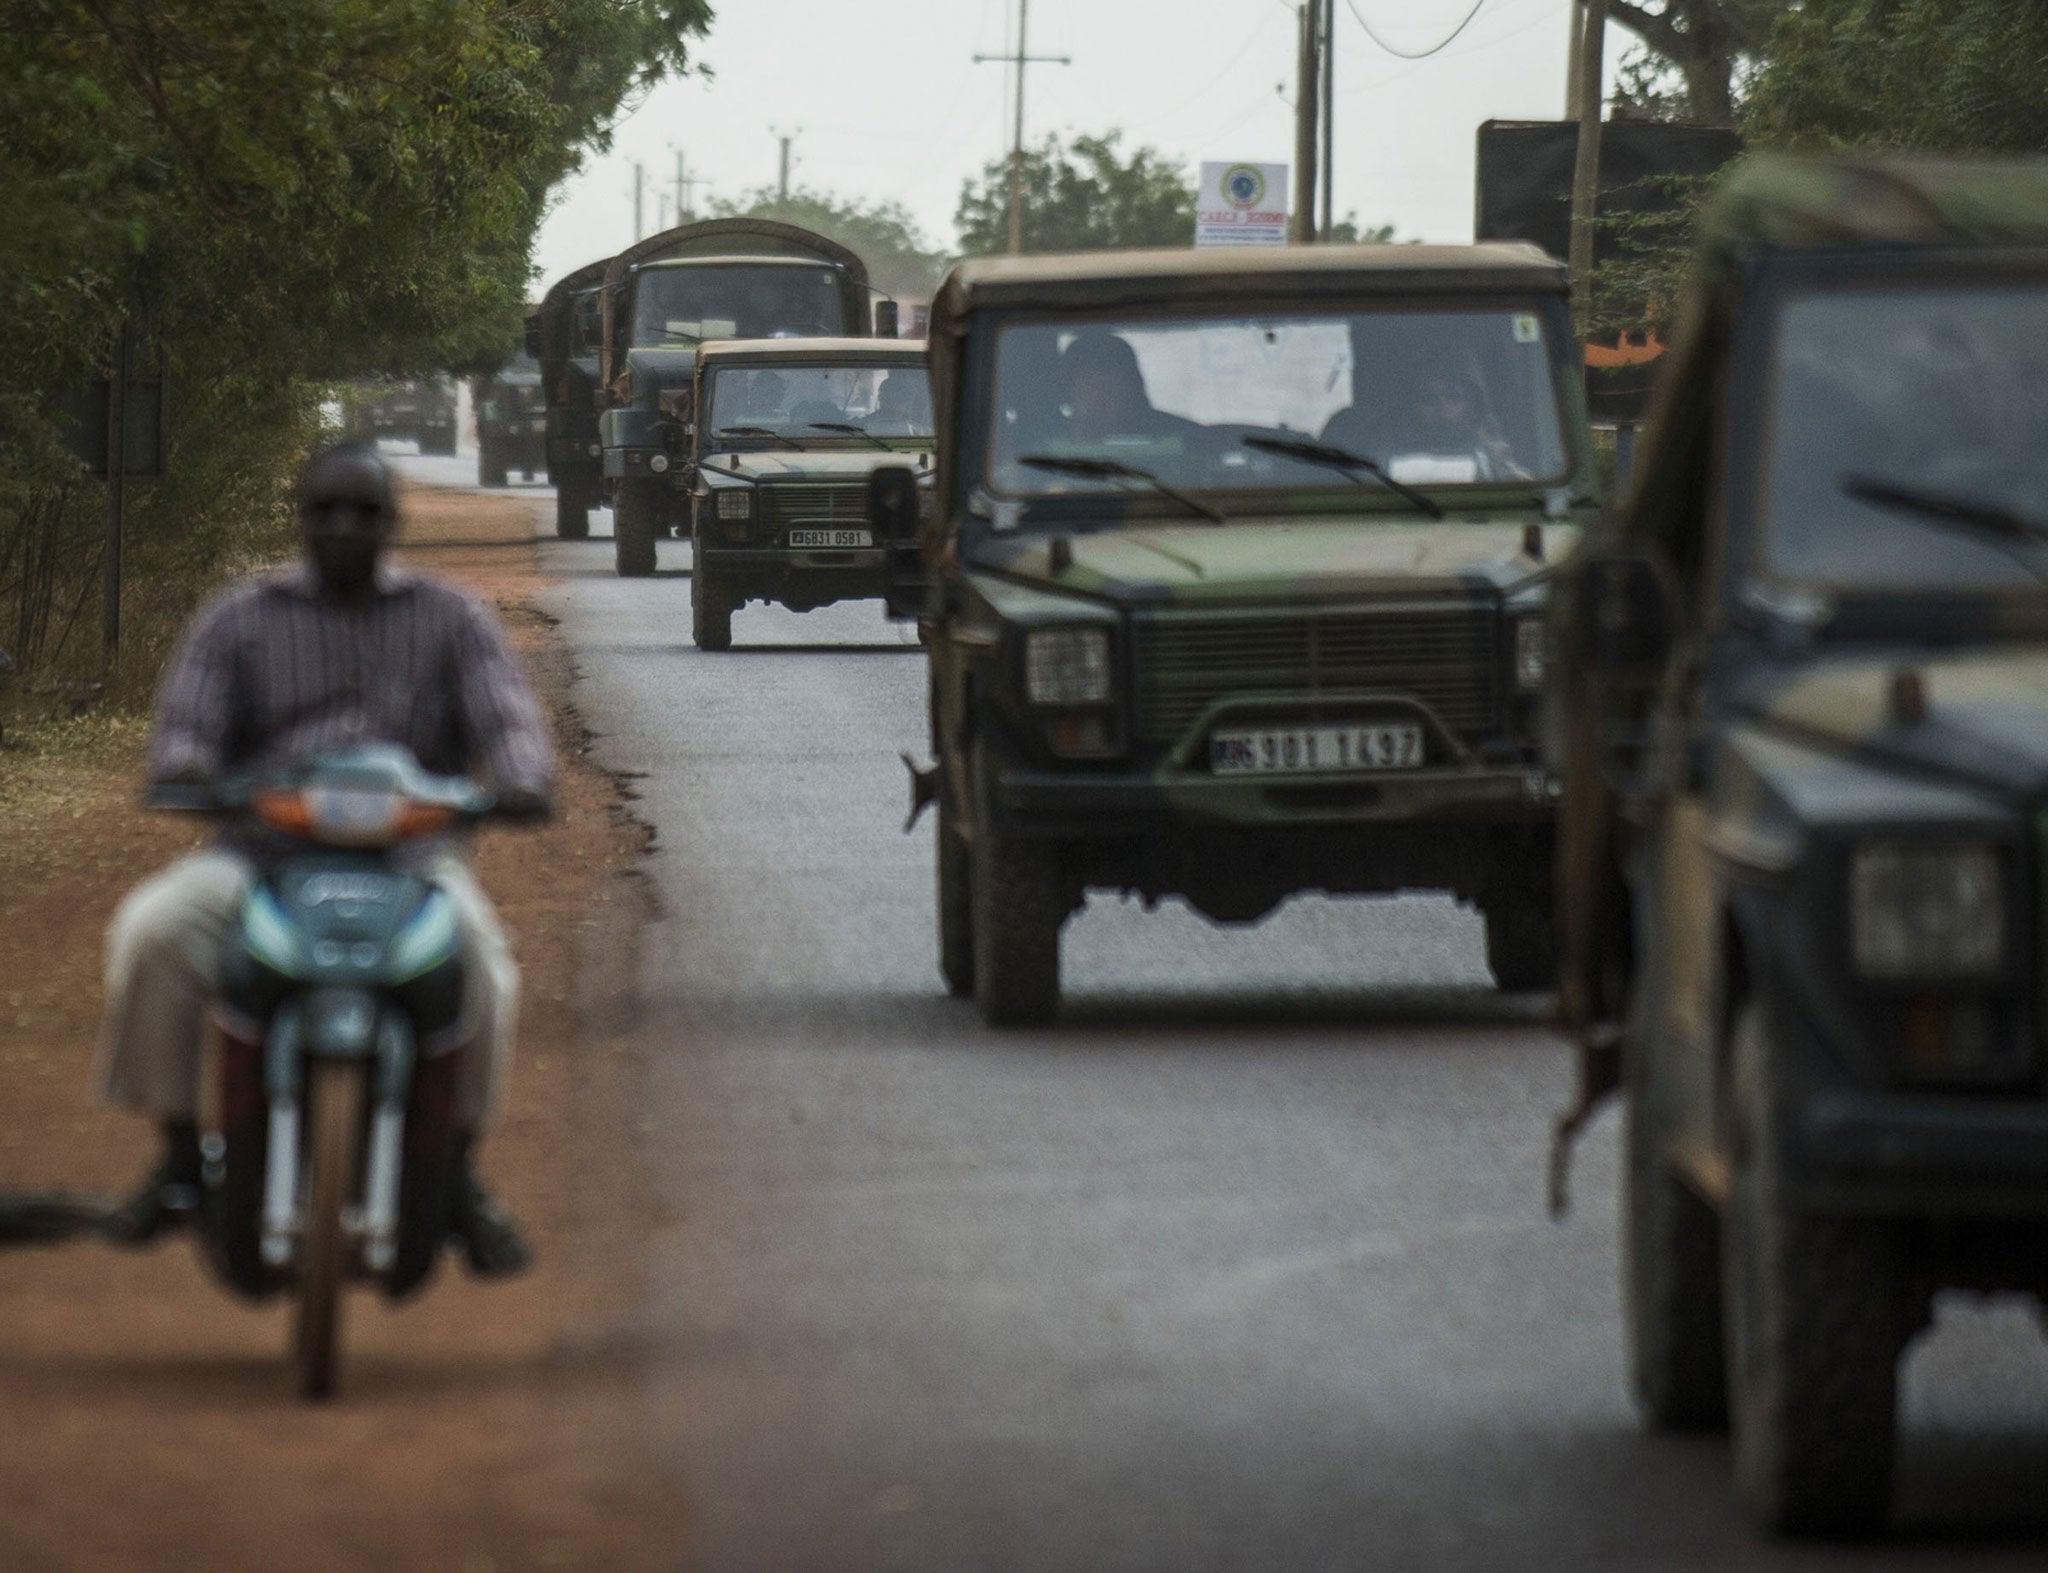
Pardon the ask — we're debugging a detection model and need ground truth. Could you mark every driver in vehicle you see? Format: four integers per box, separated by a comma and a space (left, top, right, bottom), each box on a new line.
1324, 369, 1526, 480
98, 443, 554, 1274
1057, 331, 1189, 444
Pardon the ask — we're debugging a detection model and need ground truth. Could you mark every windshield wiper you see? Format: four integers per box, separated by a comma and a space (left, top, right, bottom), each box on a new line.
1240, 434, 1445, 521
1840, 472, 2048, 543
714, 424, 803, 452
1016, 455, 1228, 524
809, 421, 891, 451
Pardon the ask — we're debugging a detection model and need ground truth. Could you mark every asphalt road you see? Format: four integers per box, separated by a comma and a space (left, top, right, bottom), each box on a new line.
400, 449, 2048, 1572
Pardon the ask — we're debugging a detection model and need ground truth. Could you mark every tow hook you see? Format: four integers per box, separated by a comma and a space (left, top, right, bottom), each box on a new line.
901, 753, 939, 832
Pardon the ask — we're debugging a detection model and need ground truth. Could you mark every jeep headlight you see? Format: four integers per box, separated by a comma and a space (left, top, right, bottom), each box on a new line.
1513, 616, 1548, 692
1024, 627, 1112, 707
715, 489, 753, 521
1850, 842, 2005, 978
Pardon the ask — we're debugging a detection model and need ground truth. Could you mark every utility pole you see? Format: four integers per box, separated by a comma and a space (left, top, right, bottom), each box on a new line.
1291, 3, 1319, 244
632, 160, 645, 241
769, 127, 801, 220
674, 150, 705, 225
103, 319, 127, 662
974, 0, 1070, 255
1569, 0, 1607, 335
1318, 0, 1335, 241
1565, 0, 1586, 122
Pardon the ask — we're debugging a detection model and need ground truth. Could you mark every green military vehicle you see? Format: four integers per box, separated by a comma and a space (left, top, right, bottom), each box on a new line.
681, 337, 932, 650
345, 376, 457, 455
597, 218, 894, 578
532, 258, 609, 539
472, 344, 546, 489
869, 245, 1599, 1026
1553, 154, 2048, 1536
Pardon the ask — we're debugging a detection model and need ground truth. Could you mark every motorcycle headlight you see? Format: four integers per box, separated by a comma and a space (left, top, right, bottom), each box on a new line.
1513, 616, 1548, 692
716, 489, 753, 520
1024, 627, 1112, 707
1850, 841, 2005, 979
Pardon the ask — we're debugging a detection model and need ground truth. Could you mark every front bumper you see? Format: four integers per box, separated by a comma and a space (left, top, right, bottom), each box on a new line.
989, 756, 1559, 838
1793, 1087, 2048, 1220
698, 547, 888, 606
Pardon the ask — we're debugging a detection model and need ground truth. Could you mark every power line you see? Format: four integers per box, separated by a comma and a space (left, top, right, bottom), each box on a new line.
1342, 0, 1487, 59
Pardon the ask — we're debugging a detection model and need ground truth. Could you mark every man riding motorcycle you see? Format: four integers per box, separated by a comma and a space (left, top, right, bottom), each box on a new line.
96, 442, 553, 1274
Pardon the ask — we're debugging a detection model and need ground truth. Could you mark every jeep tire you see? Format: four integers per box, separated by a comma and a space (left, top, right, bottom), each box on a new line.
614, 480, 659, 577
968, 748, 1063, 1026
692, 568, 733, 651
478, 444, 508, 489
937, 785, 973, 996
1624, 1017, 1727, 1431
1482, 895, 1557, 991
1722, 1000, 1900, 1536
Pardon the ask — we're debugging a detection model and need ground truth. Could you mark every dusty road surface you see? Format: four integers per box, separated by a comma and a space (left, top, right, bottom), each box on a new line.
519, 458, 2048, 1572
0, 481, 677, 1572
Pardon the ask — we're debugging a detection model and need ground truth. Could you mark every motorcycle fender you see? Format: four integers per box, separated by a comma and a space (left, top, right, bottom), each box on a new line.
302, 987, 380, 1059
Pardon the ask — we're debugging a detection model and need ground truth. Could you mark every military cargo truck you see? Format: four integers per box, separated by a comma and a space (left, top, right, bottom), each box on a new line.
473, 345, 546, 488
873, 244, 1598, 1026
1553, 154, 2048, 1536
532, 258, 609, 538
597, 218, 889, 577
346, 376, 457, 455
681, 337, 933, 649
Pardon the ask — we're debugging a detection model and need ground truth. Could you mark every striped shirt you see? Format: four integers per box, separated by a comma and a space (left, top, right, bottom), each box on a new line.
149, 561, 554, 798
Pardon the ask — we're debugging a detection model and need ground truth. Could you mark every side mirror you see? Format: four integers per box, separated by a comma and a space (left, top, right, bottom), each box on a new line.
523, 315, 542, 358
1576, 551, 1671, 674
873, 300, 900, 338
867, 465, 921, 543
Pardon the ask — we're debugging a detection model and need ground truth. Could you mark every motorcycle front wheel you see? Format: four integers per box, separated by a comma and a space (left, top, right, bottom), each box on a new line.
295, 1058, 363, 1400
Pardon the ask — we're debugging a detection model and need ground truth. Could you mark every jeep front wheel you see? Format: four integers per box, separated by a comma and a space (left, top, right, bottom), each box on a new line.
936, 786, 973, 997
692, 569, 733, 651
1722, 1000, 1900, 1536
968, 751, 1064, 1026
1482, 895, 1557, 991
614, 480, 659, 577
1624, 1016, 1727, 1431
555, 481, 591, 540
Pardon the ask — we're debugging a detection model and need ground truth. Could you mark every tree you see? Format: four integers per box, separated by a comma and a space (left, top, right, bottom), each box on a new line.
709, 187, 949, 297
954, 132, 1195, 257
1744, 0, 2048, 154
1607, 1, 1785, 124
0, 0, 712, 702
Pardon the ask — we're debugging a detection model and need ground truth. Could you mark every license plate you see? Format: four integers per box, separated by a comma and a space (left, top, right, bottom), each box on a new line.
1210, 722, 1425, 775
786, 529, 872, 548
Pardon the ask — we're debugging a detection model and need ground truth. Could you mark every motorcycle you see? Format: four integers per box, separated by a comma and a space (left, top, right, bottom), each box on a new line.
141, 744, 501, 1398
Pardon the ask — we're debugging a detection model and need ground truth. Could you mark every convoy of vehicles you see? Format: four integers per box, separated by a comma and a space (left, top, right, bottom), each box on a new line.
868, 245, 1595, 1025
472, 346, 547, 488
1554, 153, 2048, 1535
684, 337, 933, 649
595, 218, 890, 576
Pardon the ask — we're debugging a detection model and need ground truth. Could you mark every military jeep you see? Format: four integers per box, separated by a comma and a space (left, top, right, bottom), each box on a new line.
596, 218, 890, 578
1554, 154, 2048, 1536
473, 343, 547, 489
874, 245, 1599, 1026
532, 257, 610, 538
681, 338, 932, 650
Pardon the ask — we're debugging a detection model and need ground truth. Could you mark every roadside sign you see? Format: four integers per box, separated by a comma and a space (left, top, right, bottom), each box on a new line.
1195, 162, 1289, 248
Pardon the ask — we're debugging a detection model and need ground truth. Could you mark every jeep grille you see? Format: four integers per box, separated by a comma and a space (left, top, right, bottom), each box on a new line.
758, 482, 866, 531
1132, 605, 1501, 748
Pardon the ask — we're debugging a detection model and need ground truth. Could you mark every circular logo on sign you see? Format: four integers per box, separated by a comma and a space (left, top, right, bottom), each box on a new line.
1223, 164, 1265, 209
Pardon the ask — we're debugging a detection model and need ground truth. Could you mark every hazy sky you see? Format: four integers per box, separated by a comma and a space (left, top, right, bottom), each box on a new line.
533, 0, 1627, 288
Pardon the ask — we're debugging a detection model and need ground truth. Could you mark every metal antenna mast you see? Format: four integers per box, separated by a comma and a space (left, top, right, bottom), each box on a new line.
974, 0, 1070, 254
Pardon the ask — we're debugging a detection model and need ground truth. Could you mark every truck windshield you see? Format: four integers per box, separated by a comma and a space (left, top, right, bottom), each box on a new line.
984, 305, 1569, 506
630, 263, 845, 347
1763, 284, 2048, 589
706, 363, 932, 441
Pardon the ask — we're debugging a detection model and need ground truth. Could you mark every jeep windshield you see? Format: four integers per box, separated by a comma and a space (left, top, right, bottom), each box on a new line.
983, 305, 1571, 515
629, 262, 845, 347
706, 363, 932, 443
1764, 283, 2048, 590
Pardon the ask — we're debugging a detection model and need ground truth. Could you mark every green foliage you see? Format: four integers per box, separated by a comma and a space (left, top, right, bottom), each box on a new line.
1608, 1, 1785, 124
1745, 0, 2048, 154
0, 0, 709, 711
954, 132, 1196, 257
709, 186, 950, 298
